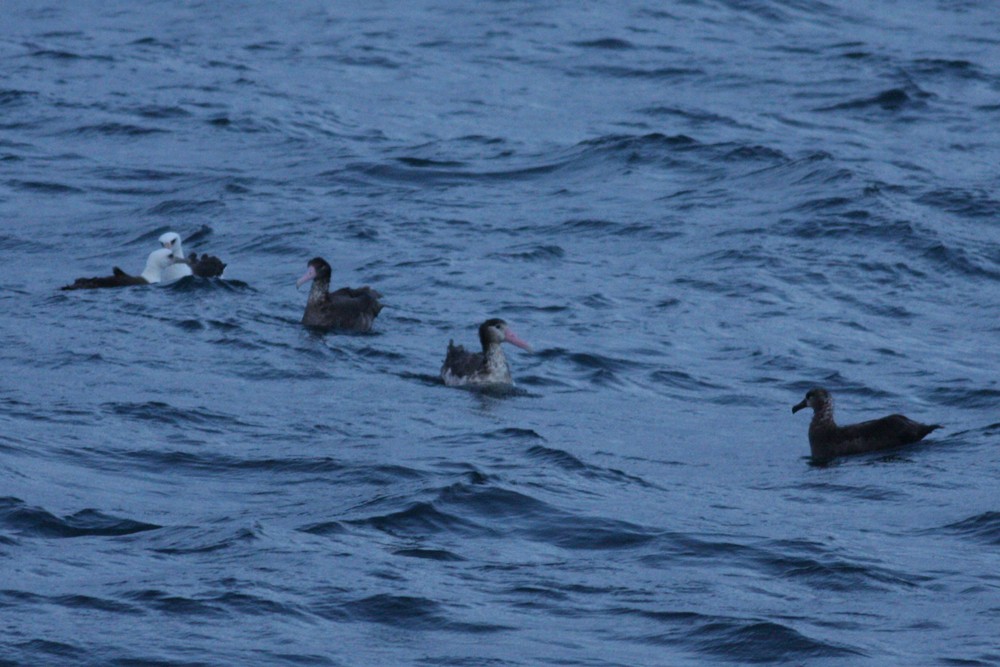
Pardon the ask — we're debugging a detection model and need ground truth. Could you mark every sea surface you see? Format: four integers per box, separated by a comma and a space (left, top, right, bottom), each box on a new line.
1, 1, 999, 665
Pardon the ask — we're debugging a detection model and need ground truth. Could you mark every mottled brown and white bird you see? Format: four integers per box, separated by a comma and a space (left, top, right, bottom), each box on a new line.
441, 318, 532, 387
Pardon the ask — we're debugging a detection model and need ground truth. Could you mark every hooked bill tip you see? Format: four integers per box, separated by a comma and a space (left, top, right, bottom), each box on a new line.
296, 265, 317, 288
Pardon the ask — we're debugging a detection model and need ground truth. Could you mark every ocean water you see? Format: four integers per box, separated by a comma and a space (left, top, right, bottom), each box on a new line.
1, 1, 999, 665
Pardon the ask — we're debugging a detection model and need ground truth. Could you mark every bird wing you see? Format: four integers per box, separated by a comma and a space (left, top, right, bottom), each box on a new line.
442, 342, 485, 378
846, 415, 939, 449
304, 289, 383, 330
187, 252, 226, 278
61, 268, 146, 290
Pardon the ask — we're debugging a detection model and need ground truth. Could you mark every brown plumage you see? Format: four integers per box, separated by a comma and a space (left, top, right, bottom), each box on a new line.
60, 267, 148, 290
61, 248, 175, 290
185, 252, 226, 278
296, 257, 383, 331
792, 387, 941, 461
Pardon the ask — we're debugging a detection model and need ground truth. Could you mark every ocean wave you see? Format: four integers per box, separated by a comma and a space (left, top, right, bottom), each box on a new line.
147, 199, 224, 215
571, 38, 635, 50
431, 428, 544, 446
917, 187, 1000, 219
339, 593, 511, 633
151, 525, 259, 555
0, 89, 37, 106
437, 482, 659, 550
63, 122, 168, 137
349, 501, 494, 538
30, 49, 113, 62
124, 588, 283, 618
617, 607, 865, 662
938, 512, 1000, 545
526, 444, 656, 488
579, 65, 704, 81
0, 234, 54, 252
7, 179, 84, 194
330, 132, 704, 189
923, 242, 1000, 281
816, 87, 932, 113
649, 369, 723, 393
907, 58, 987, 81
163, 277, 253, 292
538, 217, 679, 241
0, 497, 159, 538
639, 104, 749, 129
131, 104, 192, 119
125, 449, 347, 475
393, 547, 465, 561
104, 401, 255, 430
5, 639, 86, 663
490, 244, 565, 261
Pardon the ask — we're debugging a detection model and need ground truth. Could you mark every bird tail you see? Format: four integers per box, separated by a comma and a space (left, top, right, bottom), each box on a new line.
923, 424, 943, 438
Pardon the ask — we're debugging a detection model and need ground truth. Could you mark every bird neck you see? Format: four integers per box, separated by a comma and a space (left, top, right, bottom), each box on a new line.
810, 403, 836, 430
141, 250, 170, 283
308, 276, 330, 303
483, 341, 508, 370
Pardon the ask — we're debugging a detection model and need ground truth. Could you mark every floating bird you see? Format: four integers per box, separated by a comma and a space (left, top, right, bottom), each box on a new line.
159, 231, 226, 281
441, 318, 532, 387
295, 257, 383, 331
792, 387, 941, 461
61, 249, 177, 290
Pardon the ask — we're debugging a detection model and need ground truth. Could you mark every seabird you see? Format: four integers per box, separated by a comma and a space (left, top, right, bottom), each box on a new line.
295, 257, 383, 331
159, 231, 226, 281
792, 387, 941, 461
61, 248, 177, 290
441, 318, 532, 387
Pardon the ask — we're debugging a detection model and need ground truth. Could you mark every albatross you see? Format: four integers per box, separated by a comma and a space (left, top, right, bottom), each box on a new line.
61, 248, 177, 290
441, 318, 532, 387
792, 387, 941, 461
295, 257, 383, 331
159, 231, 227, 281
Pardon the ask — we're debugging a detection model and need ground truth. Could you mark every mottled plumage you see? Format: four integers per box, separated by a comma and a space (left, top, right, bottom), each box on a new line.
792, 387, 941, 461
296, 257, 383, 331
441, 318, 532, 387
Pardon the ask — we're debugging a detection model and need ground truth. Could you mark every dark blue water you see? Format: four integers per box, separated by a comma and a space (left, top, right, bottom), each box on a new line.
2, 1, 999, 665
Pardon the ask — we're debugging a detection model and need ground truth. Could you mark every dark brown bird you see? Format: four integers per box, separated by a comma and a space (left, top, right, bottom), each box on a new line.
792, 387, 941, 461
295, 257, 383, 331
61, 249, 175, 290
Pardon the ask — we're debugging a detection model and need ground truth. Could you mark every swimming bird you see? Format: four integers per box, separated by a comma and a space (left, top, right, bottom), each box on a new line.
159, 231, 227, 281
792, 387, 941, 461
295, 257, 383, 331
61, 249, 177, 290
441, 318, 532, 387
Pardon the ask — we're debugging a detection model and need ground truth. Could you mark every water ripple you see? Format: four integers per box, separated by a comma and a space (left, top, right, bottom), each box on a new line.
0, 497, 159, 538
